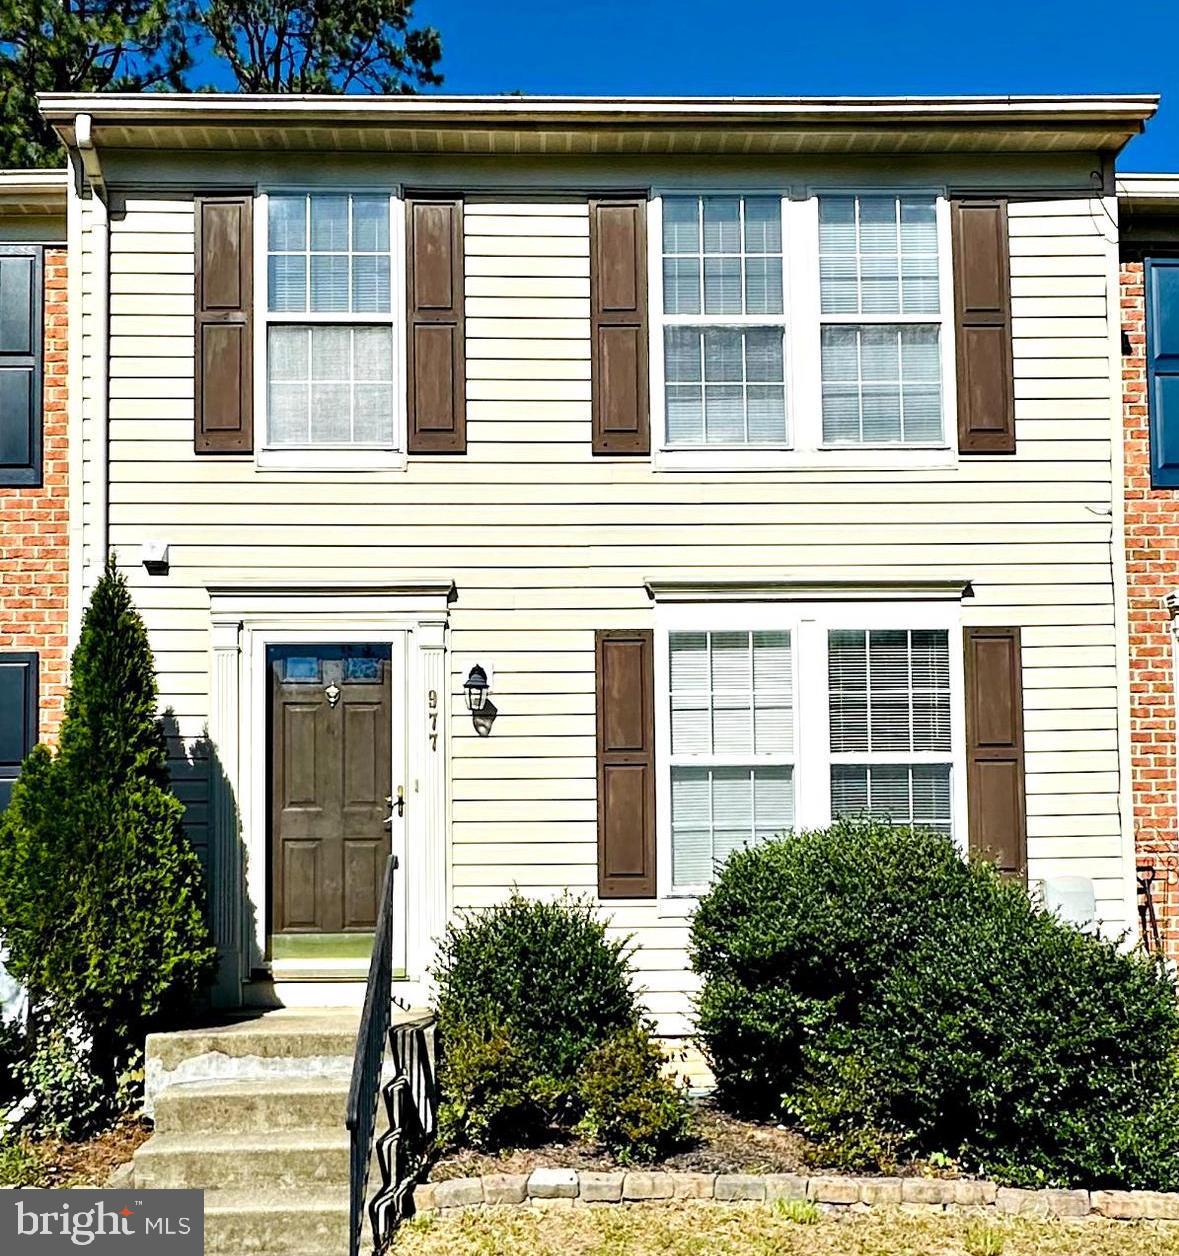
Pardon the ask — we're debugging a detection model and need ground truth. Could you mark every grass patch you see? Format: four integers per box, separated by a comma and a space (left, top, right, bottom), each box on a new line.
394, 1203, 1179, 1256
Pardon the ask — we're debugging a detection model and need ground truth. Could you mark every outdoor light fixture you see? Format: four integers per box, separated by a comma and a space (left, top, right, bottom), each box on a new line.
463, 664, 490, 712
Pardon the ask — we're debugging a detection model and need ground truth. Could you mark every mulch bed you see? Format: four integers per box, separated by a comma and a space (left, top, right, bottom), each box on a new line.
431, 1101, 829, 1181
8, 1116, 151, 1188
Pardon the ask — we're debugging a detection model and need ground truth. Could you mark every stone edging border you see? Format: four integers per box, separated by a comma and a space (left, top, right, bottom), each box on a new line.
413, 1169, 1179, 1222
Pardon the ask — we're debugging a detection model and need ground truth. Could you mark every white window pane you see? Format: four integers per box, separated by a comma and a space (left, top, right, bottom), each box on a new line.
268, 255, 307, 312
859, 197, 898, 253
667, 386, 704, 443
310, 255, 350, 312
743, 198, 782, 254
268, 383, 309, 444
911, 630, 950, 689
310, 195, 349, 251
860, 326, 900, 381
900, 198, 937, 253
268, 196, 306, 252
663, 197, 700, 255
912, 765, 952, 831
703, 197, 741, 253
671, 767, 712, 886
819, 197, 856, 254
901, 326, 941, 382
703, 329, 743, 382
353, 326, 393, 381
309, 383, 351, 442
902, 251, 940, 314
820, 255, 859, 315
352, 196, 390, 252
670, 632, 708, 689
665, 327, 701, 383
311, 326, 350, 380
753, 766, 794, 840
711, 631, 752, 692
902, 385, 943, 442
821, 389, 860, 443
705, 386, 744, 443
704, 257, 742, 315
747, 387, 786, 442
268, 326, 308, 381
821, 326, 859, 382
861, 252, 901, 314
663, 258, 701, 314
354, 384, 393, 443
870, 764, 911, 818
744, 256, 783, 315
829, 630, 868, 753
831, 765, 869, 816
352, 256, 391, 313
862, 386, 902, 442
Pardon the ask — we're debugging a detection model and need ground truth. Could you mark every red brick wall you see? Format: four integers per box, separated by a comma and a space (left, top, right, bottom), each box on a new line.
0, 245, 68, 742
1123, 258, 1179, 958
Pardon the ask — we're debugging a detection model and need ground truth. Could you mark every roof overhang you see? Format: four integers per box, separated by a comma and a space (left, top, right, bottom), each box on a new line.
1120, 173, 1179, 216
0, 168, 68, 217
38, 93, 1158, 158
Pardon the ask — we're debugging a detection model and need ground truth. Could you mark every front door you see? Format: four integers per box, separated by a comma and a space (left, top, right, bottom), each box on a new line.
269, 644, 393, 954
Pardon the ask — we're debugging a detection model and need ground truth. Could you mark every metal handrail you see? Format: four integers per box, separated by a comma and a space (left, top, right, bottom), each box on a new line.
346, 853, 398, 1256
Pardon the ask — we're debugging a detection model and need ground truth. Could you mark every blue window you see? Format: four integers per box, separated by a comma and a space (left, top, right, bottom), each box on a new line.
0, 652, 38, 810
1147, 257, 1179, 488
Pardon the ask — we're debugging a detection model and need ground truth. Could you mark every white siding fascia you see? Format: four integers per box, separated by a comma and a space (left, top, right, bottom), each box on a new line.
66, 161, 86, 646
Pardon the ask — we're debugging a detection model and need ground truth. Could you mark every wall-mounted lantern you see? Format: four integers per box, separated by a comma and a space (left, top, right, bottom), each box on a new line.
463, 664, 490, 713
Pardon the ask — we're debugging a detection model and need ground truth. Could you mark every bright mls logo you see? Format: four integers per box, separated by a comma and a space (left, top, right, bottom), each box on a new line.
5, 1190, 203, 1253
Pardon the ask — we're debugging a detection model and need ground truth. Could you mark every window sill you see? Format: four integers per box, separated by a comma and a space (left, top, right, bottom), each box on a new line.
657, 892, 703, 919
255, 447, 407, 473
653, 446, 956, 473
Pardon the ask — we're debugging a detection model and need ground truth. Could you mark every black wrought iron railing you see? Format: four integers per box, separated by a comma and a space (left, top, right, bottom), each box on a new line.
346, 854, 399, 1256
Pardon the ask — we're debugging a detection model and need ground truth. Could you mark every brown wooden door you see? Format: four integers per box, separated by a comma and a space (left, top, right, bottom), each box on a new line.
270, 644, 393, 939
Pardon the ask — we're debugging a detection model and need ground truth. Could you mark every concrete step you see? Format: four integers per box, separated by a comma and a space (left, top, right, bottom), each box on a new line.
133, 1130, 350, 1192
148, 1010, 363, 1071
202, 1189, 349, 1256
154, 1078, 351, 1136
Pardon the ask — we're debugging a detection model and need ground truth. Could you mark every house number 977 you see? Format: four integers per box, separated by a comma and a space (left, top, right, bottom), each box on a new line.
427, 689, 438, 751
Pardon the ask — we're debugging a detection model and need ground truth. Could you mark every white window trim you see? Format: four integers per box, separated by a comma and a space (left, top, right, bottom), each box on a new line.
653, 598, 967, 910
648, 187, 959, 473
253, 188, 408, 472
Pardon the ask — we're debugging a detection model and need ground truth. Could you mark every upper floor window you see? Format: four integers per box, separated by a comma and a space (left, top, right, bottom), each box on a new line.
818, 196, 943, 446
661, 196, 787, 446
0, 245, 44, 486
1146, 257, 1179, 488
264, 193, 396, 449
651, 191, 951, 463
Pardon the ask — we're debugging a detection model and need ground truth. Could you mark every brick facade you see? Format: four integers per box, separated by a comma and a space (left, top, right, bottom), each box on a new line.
1123, 258, 1179, 959
0, 245, 68, 742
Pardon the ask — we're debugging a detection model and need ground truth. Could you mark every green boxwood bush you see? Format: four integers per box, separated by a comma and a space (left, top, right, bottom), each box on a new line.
690, 820, 1179, 1189
432, 893, 688, 1157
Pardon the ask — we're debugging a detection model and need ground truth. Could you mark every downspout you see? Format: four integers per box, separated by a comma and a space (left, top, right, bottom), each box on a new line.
75, 113, 109, 584
65, 156, 84, 647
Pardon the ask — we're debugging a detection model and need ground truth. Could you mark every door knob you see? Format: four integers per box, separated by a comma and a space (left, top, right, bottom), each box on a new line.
384, 787, 405, 823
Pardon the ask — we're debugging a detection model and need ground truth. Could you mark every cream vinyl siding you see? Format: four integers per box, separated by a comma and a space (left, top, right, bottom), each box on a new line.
78, 168, 1125, 1036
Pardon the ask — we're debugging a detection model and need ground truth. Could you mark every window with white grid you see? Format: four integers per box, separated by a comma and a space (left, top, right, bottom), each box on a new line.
818, 195, 944, 446
668, 630, 795, 888
661, 196, 788, 446
265, 193, 396, 447
827, 628, 953, 832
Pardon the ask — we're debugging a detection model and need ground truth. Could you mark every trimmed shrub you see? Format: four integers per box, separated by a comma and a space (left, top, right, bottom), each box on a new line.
432, 893, 687, 1157
0, 556, 216, 1132
690, 820, 1179, 1189
576, 1027, 690, 1163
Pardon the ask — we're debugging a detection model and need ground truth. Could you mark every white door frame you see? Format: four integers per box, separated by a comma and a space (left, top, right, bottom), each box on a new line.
207, 581, 452, 1007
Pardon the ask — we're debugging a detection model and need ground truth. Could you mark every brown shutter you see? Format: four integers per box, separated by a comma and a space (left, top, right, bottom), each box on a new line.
194, 195, 253, 454
952, 199, 1015, 454
596, 629, 656, 898
407, 197, 465, 453
964, 627, 1027, 880
590, 197, 649, 455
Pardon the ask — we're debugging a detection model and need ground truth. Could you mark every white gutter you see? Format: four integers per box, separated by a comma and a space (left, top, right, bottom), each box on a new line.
37, 91, 1160, 130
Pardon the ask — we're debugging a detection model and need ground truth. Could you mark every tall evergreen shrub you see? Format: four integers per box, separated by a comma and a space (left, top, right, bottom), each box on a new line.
0, 556, 215, 1128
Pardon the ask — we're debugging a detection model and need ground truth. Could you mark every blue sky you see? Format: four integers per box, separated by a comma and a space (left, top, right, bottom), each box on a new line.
412, 0, 1177, 170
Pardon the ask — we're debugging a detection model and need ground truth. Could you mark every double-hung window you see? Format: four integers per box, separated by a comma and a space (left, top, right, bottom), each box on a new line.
661, 196, 788, 447
827, 628, 953, 832
818, 195, 944, 446
264, 193, 397, 450
660, 606, 961, 894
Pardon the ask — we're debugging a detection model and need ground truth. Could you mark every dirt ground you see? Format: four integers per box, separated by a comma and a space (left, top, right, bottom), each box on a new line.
0, 1116, 150, 1187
